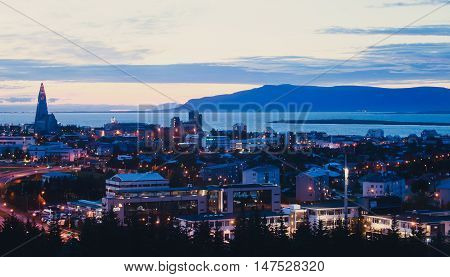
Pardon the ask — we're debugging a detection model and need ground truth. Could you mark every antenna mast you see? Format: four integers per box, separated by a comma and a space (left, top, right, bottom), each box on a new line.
344, 154, 349, 226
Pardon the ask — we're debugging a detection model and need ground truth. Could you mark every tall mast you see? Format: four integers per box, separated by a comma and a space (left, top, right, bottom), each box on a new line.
344, 154, 349, 226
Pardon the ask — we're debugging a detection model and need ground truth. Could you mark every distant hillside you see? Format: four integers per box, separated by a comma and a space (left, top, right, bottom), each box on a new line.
183, 85, 450, 112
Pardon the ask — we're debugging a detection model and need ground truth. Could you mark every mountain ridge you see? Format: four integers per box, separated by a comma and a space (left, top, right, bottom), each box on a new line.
182, 84, 450, 112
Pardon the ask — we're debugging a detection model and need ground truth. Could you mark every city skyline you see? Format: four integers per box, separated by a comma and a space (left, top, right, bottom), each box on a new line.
0, 0, 449, 106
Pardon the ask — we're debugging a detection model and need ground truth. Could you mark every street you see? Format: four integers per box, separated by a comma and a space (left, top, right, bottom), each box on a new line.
0, 165, 76, 186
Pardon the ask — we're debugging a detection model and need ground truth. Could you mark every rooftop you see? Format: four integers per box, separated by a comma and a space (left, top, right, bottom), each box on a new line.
301, 168, 340, 178
109, 172, 167, 182
437, 178, 450, 190
360, 173, 403, 183
301, 200, 359, 210
68, 199, 102, 209
176, 211, 288, 222
245, 165, 279, 172
202, 162, 241, 169
42, 172, 74, 178
369, 212, 450, 224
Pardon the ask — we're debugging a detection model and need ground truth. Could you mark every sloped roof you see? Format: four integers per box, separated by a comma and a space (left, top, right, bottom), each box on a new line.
111, 172, 167, 182
437, 178, 450, 190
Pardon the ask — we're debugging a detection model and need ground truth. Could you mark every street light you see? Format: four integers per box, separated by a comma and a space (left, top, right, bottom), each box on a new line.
343, 155, 349, 226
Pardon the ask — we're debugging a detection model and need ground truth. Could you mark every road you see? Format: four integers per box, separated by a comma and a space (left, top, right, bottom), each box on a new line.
0, 165, 81, 240
0, 166, 76, 186
0, 203, 79, 241
0, 202, 47, 230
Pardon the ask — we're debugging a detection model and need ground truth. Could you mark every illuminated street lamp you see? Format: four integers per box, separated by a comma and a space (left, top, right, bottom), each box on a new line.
343, 155, 349, 226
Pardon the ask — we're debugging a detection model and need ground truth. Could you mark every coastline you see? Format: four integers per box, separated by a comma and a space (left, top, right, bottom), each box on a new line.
270, 119, 450, 126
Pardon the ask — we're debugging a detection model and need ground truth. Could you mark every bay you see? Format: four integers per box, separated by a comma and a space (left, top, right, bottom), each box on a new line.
1, 111, 450, 136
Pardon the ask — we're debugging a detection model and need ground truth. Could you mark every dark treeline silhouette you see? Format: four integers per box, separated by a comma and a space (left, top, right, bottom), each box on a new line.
4, 170, 112, 211
1, 212, 449, 257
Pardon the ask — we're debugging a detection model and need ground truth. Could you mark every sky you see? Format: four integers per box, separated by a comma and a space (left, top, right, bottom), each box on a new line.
0, 0, 449, 108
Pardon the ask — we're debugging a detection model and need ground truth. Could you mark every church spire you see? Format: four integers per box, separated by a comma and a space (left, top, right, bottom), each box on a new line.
38, 82, 46, 101
35, 82, 49, 128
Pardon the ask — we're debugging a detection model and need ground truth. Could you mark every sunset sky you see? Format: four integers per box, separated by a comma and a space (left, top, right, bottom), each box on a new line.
0, 0, 449, 107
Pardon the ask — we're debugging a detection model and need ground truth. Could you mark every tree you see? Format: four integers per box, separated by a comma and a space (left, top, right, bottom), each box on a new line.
293, 214, 313, 255
230, 216, 250, 255
350, 216, 366, 240
212, 228, 226, 256
276, 216, 289, 240
0, 216, 45, 256
329, 218, 351, 256
411, 223, 426, 242
192, 221, 214, 256
46, 221, 63, 256
387, 215, 400, 241
311, 220, 329, 255
79, 210, 123, 256
379, 215, 402, 256
313, 220, 328, 239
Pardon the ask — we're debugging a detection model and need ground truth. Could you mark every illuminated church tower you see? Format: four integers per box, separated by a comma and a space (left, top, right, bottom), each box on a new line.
34, 83, 58, 134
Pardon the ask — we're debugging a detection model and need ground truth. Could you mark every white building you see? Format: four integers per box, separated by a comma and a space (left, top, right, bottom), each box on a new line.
202, 136, 231, 151
28, 142, 83, 162
103, 172, 205, 224
103, 172, 281, 225
436, 179, 450, 208
242, 165, 280, 185
42, 171, 75, 183
175, 211, 289, 241
105, 172, 170, 198
230, 139, 245, 151
302, 201, 359, 228
296, 168, 331, 202
364, 210, 450, 238
117, 155, 133, 161
0, 136, 35, 151
360, 173, 407, 198
283, 204, 307, 235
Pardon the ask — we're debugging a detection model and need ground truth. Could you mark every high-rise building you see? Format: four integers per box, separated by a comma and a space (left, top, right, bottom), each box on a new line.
170, 116, 181, 128
188, 110, 202, 129
34, 83, 58, 134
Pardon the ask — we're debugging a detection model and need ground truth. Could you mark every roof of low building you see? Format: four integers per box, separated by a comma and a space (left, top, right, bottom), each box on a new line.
110, 172, 167, 182
437, 178, 450, 190
300, 168, 339, 178
202, 162, 241, 169
301, 200, 359, 210
175, 211, 288, 222
360, 173, 403, 183
368, 212, 450, 224
42, 171, 74, 178
245, 164, 279, 172
68, 199, 102, 209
